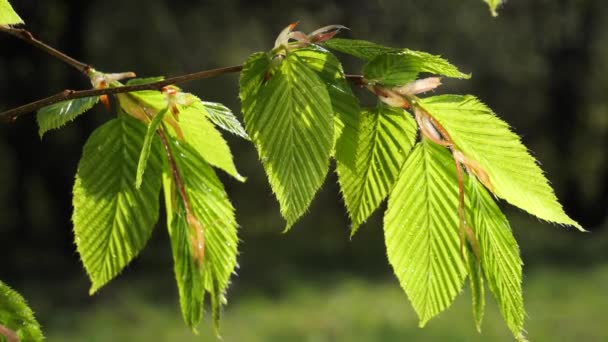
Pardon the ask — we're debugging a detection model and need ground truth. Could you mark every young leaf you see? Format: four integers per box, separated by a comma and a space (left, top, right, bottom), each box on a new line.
364, 51, 470, 86
322, 38, 397, 61
36, 97, 99, 137
176, 102, 245, 182
73, 114, 162, 294
421, 95, 582, 230
126, 76, 165, 86
0, 0, 23, 25
240, 51, 334, 229
135, 107, 169, 189
163, 135, 239, 332
337, 105, 417, 235
291, 46, 361, 156
467, 177, 526, 340
484, 0, 504, 17
201, 101, 250, 140
384, 140, 467, 326
0, 281, 43, 342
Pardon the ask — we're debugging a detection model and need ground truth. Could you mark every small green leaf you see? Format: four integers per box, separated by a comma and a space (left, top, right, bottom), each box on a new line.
176, 102, 245, 182
37, 97, 99, 137
484, 0, 503, 17
421, 95, 583, 230
163, 135, 239, 332
135, 107, 169, 189
201, 101, 249, 140
322, 38, 397, 61
466, 177, 525, 340
240, 51, 334, 229
73, 114, 162, 294
0, 281, 43, 342
0, 0, 23, 25
384, 140, 467, 326
337, 105, 417, 235
364, 51, 470, 86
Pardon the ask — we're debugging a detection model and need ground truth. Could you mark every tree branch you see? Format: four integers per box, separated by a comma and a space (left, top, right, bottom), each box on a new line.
0, 67, 363, 123
0, 26, 90, 75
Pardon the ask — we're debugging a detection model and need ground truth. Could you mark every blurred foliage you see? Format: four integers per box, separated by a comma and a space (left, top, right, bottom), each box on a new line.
41, 266, 608, 341
0, 0, 607, 339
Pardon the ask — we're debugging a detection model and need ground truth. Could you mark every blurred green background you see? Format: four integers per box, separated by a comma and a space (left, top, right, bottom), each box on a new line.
1, 0, 607, 341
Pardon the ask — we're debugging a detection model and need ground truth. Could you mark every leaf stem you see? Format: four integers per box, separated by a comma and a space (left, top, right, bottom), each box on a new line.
0, 26, 90, 75
0, 323, 19, 342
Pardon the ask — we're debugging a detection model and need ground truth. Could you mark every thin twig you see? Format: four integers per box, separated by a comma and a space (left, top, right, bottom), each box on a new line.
0, 26, 90, 75
0, 67, 363, 123
0, 65, 244, 122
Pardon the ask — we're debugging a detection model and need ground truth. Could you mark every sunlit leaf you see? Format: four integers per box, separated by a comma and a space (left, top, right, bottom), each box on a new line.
0, 0, 23, 25
0, 281, 43, 342
484, 0, 504, 17
163, 135, 238, 333
466, 177, 525, 340
73, 114, 162, 294
364, 51, 470, 86
322, 38, 397, 61
421, 95, 582, 230
240, 50, 334, 229
337, 105, 417, 235
384, 140, 467, 326
135, 107, 169, 189
37, 97, 99, 137
201, 101, 249, 140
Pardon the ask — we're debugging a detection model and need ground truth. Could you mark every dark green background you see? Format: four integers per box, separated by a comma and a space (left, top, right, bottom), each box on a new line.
1, 0, 607, 341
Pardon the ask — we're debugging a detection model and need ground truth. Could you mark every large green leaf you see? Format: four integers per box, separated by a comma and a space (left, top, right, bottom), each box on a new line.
0, 0, 23, 25
291, 47, 361, 157
466, 177, 526, 340
73, 114, 162, 294
364, 51, 470, 87
421, 95, 582, 230
337, 105, 417, 235
322, 38, 397, 61
465, 247, 485, 333
240, 51, 334, 229
0, 281, 43, 342
484, 0, 503, 17
36, 97, 99, 137
201, 101, 249, 140
384, 140, 467, 326
163, 134, 239, 333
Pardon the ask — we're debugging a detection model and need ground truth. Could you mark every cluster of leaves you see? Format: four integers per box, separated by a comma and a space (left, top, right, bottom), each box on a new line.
0, 1, 580, 342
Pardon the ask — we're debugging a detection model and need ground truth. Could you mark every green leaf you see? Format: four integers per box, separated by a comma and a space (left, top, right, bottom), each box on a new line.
322, 38, 397, 61
36, 97, 99, 137
73, 114, 162, 294
465, 247, 485, 332
0, 0, 23, 25
384, 140, 467, 326
163, 135, 239, 332
240, 51, 334, 229
291, 47, 361, 156
363, 51, 470, 86
421, 95, 583, 230
201, 101, 249, 140
135, 107, 169, 189
466, 177, 526, 340
0, 281, 43, 342
484, 0, 503, 17
176, 102, 245, 182
337, 105, 417, 235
